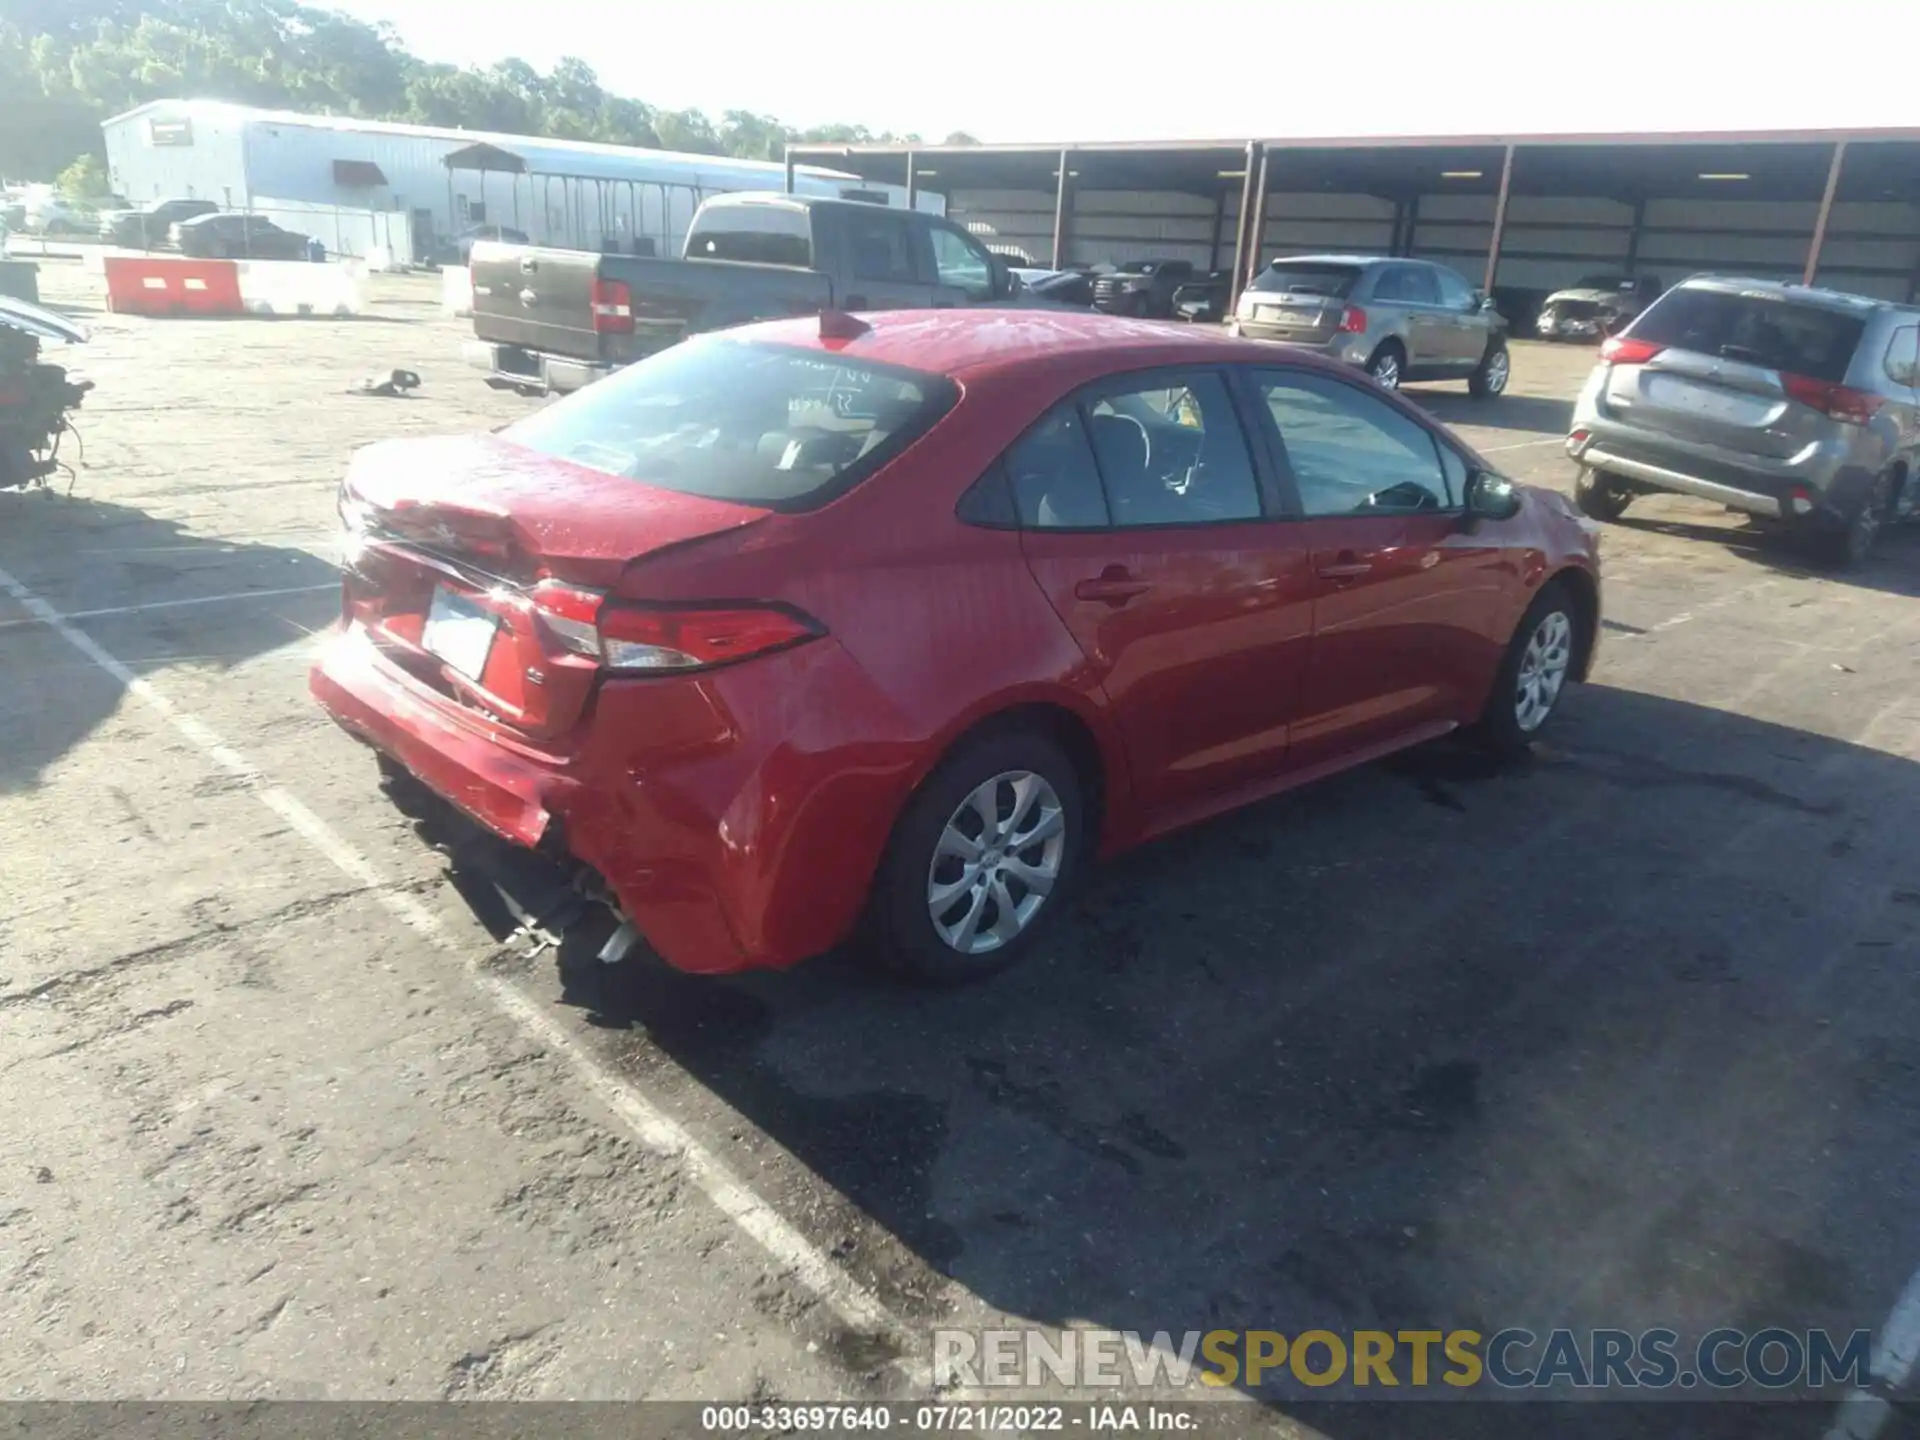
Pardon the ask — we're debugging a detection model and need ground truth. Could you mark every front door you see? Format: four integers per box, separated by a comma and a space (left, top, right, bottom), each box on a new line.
1007, 368, 1315, 818
1250, 366, 1509, 765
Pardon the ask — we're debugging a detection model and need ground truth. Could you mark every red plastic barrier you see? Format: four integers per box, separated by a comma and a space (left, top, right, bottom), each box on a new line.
102, 255, 244, 317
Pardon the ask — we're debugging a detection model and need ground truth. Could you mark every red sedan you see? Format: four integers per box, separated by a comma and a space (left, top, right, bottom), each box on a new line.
311, 309, 1600, 982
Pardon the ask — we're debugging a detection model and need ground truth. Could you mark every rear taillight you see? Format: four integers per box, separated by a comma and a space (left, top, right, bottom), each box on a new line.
531, 581, 821, 672
1782, 372, 1884, 425
1338, 306, 1367, 334
1599, 336, 1663, 365
590, 277, 634, 334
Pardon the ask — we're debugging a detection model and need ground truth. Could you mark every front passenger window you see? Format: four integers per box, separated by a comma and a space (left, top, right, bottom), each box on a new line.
1258, 370, 1455, 515
930, 225, 993, 299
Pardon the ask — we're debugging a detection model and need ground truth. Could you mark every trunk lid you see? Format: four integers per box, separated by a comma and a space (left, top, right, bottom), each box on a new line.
1239, 262, 1361, 339
470, 243, 606, 359
1604, 286, 1868, 459
342, 432, 769, 739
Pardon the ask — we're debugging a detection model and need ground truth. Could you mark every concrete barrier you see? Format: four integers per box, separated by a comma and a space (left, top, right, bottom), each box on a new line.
234, 259, 368, 317
442, 264, 473, 318
103, 255, 244, 316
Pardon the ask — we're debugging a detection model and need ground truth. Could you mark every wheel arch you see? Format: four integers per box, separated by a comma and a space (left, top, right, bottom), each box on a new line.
1548, 564, 1601, 681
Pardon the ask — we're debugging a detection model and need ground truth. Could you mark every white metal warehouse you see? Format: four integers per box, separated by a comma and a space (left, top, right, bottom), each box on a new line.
101, 100, 934, 261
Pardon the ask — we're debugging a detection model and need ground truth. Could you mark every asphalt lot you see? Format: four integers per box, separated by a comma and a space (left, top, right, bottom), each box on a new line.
2, 258, 1918, 1437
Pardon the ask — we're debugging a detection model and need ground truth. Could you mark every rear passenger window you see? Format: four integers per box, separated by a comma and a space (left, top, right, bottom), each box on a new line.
1085, 372, 1263, 527
1007, 405, 1111, 529
846, 213, 917, 284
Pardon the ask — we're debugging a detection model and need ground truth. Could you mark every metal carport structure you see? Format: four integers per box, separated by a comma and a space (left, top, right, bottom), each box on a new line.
786, 129, 1920, 317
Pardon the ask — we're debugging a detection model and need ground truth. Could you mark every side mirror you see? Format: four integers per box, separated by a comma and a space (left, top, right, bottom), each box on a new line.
1477, 293, 1498, 312
1462, 469, 1523, 529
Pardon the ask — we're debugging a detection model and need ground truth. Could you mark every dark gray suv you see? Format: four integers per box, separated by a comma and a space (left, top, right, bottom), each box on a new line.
1228, 254, 1510, 398
1568, 276, 1920, 567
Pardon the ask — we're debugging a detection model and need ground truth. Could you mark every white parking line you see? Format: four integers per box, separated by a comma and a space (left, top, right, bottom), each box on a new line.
0, 582, 339, 633
0, 561, 919, 1376
1477, 436, 1568, 454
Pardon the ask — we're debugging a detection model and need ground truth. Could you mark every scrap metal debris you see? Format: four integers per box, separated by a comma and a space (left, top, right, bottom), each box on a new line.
349, 368, 421, 398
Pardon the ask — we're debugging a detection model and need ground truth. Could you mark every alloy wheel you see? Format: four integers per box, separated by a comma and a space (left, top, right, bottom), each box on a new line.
1483, 348, 1511, 393
1514, 610, 1573, 732
926, 770, 1066, 956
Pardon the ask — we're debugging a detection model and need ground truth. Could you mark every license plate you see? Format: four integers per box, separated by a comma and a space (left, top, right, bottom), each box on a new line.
1646, 374, 1772, 426
421, 586, 497, 680
1264, 307, 1320, 328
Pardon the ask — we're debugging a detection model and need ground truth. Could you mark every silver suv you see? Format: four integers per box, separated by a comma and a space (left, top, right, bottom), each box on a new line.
1228, 254, 1511, 398
1568, 276, 1920, 567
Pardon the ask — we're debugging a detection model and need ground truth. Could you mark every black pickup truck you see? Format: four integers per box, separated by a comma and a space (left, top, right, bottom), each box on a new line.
464, 193, 1025, 395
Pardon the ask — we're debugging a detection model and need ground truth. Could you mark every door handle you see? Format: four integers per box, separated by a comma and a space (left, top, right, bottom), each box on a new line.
1074, 571, 1153, 606
1316, 560, 1373, 581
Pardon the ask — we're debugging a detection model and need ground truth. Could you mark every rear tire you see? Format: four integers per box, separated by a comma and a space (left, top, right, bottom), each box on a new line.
1468, 579, 1583, 757
1575, 468, 1634, 521
1365, 341, 1405, 391
869, 729, 1086, 986
1468, 339, 1510, 399
1811, 469, 1894, 570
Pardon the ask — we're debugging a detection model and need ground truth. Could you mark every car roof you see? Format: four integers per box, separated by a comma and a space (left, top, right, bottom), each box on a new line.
722, 307, 1352, 384
1672, 274, 1909, 316
1266, 253, 1397, 269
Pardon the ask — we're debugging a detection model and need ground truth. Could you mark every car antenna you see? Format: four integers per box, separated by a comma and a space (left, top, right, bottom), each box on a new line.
818, 309, 871, 340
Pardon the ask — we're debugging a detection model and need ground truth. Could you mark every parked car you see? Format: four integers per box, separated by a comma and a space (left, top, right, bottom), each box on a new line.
103, 198, 217, 248
1568, 275, 1920, 567
21, 192, 86, 236
1172, 270, 1234, 323
451, 223, 530, 264
173, 212, 312, 260
1230, 254, 1511, 398
1091, 259, 1195, 318
314, 309, 1600, 983
464, 192, 1025, 395
1537, 273, 1663, 342
1012, 266, 1096, 307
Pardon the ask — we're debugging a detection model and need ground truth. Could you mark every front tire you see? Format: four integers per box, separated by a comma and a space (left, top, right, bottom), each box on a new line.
1575, 468, 1634, 521
1469, 339, 1510, 398
1469, 580, 1583, 756
869, 729, 1085, 985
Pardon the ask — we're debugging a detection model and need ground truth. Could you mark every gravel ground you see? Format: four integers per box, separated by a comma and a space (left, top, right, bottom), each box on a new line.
1, 257, 1917, 1438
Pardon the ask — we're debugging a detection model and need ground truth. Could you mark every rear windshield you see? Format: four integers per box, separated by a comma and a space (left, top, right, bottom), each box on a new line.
688, 228, 811, 266
1630, 287, 1865, 382
501, 340, 956, 509
1249, 263, 1360, 299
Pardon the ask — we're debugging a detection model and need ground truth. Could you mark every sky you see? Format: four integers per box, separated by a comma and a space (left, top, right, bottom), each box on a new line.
329, 0, 1920, 143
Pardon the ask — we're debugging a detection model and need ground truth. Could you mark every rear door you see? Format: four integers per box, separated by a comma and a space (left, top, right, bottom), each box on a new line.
470, 244, 602, 356
1881, 322, 1920, 519
1007, 367, 1315, 817
1378, 264, 1449, 370
1604, 285, 1868, 461
1249, 366, 1510, 765
818, 205, 934, 310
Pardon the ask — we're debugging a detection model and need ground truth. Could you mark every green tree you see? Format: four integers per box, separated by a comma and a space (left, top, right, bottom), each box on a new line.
56, 150, 111, 197
0, 0, 966, 180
